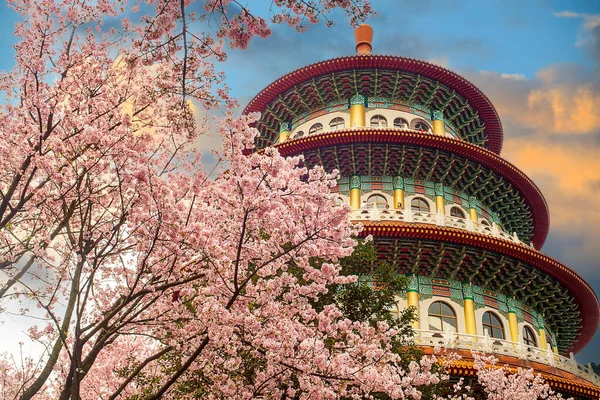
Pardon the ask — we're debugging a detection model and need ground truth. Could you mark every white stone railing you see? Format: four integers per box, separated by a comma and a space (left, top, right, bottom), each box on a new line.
414, 329, 600, 386
350, 208, 530, 247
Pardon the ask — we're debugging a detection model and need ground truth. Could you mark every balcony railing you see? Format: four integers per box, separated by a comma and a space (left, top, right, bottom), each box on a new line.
414, 329, 600, 386
350, 208, 530, 247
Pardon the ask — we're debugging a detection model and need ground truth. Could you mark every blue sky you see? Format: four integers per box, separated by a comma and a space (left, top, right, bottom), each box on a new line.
0, 0, 599, 364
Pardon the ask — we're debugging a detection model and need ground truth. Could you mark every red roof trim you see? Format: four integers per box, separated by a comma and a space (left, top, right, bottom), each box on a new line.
243, 55, 503, 154
359, 222, 599, 354
276, 129, 549, 248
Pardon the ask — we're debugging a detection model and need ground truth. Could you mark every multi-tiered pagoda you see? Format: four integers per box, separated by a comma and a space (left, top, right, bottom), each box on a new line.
243, 25, 600, 398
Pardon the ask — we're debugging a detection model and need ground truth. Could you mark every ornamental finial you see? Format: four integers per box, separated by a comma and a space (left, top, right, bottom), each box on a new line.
354, 24, 373, 55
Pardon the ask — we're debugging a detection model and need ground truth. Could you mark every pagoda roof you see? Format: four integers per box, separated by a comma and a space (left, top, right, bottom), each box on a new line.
276, 129, 549, 249
359, 222, 599, 354
244, 55, 503, 153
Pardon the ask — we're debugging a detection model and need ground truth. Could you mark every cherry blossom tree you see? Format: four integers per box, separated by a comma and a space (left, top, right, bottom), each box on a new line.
435, 352, 571, 400
0, 1, 446, 399
470, 353, 569, 400
0, 1, 576, 399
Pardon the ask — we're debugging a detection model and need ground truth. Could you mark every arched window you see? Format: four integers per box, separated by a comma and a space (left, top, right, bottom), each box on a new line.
480, 220, 491, 227
309, 123, 323, 135
450, 207, 466, 219
367, 194, 388, 209
329, 117, 345, 130
482, 311, 505, 339
523, 326, 537, 347
414, 121, 430, 132
393, 117, 409, 128
370, 115, 388, 127
411, 197, 430, 213
295, 130, 305, 139
428, 301, 457, 332
389, 303, 401, 320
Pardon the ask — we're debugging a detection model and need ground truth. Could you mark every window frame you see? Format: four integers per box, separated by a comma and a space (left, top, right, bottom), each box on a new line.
428, 301, 458, 333
329, 117, 346, 130
308, 123, 323, 135
482, 311, 505, 340
449, 206, 466, 219
370, 115, 388, 128
411, 119, 431, 132
366, 193, 389, 210
393, 117, 409, 128
410, 197, 431, 213
523, 325, 537, 347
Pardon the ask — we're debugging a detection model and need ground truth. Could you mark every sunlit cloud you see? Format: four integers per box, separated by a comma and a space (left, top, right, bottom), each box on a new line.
527, 84, 600, 134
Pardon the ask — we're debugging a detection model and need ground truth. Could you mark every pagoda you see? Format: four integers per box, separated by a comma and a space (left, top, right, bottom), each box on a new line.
243, 25, 600, 398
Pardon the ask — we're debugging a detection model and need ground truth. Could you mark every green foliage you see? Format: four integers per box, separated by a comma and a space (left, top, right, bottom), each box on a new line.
314, 240, 416, 341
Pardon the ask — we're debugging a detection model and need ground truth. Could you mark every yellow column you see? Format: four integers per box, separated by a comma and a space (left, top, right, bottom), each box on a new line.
468, 196, 478, 222
463, 283, 477, 335
406, 274, 420, 330
508, 311, 519, 343
394, 190, 405, 210
349, 175, 361, 210
278, 121, 291, 143
349, 94, 366, 128
539, 328, 548, 350
393, 176, 405, 209
436, 196, 445, 214
464, 299, 477, 335
435, 183, 445, 214
407, 291, 420, 330
431, 110, 445, 136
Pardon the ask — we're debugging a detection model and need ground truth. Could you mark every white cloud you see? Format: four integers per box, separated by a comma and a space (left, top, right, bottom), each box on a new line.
500, 73, 526, 81
554, 10, 600, 47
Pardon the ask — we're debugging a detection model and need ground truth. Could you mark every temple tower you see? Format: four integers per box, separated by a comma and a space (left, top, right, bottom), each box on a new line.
243, 25, 600, 398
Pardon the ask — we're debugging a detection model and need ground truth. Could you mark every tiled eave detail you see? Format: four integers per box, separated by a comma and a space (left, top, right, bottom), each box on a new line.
243, 55, 503, 153
275, 129, 549, 249
359, 222, 599, 355
438, 349, 600, 399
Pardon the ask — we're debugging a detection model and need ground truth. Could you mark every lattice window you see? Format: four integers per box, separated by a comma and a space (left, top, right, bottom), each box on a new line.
414, 121, 430, 132
450, 207, 466, 219
428, 301, 457, 332
411, 197, 430, 213
367, 194, 388, 209
393, 117, 409, 128
370, 115, 388, 127
523, 326, 537, 347
482, 311, 505, 339
329, 117, 345, 130
309, 123, 323, 134
295, 130, 304, 138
